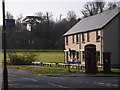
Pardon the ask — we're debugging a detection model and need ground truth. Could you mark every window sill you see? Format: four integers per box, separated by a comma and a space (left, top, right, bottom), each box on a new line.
76, 42, 79, 44
82, 42, 85, 44
96, 40, 100, 42
82, 60, 85, 62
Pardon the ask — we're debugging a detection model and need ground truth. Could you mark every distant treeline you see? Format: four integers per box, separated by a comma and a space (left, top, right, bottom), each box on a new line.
2, 11, 79, 50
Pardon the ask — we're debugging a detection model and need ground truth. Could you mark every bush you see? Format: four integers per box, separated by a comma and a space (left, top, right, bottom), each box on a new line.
8, 51, 36, 65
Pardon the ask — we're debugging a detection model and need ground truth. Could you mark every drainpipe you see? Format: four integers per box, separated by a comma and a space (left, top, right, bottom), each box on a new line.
79, 34, 82, 66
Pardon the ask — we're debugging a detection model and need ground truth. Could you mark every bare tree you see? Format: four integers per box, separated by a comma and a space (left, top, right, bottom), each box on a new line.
6, 11, 14, 19
46, 12, 50, 27
95, 0, 105, 13
67, 11, 77, 21
46, 12, 53, 25
59, 14, 62, 22
16, 13, 24, 29
108, 2, 118, 10
67, 11, 77, 26
34, 12, 46, 23
81, 0, 105, 17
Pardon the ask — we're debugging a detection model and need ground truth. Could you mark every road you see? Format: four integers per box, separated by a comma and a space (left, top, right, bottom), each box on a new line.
7, 68, 119, 90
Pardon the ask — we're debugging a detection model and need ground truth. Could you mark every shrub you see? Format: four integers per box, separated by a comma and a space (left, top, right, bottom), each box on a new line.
8, 51, 36, 65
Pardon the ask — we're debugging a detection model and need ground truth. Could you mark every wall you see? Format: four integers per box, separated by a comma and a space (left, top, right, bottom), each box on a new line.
80, 30, 102, 65
103, 14, 119, 67
65, 35, 79, 51
64, 30, 102, 64
64, 35, 80, 62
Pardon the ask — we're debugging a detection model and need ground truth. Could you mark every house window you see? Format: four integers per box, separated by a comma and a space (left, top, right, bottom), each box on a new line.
72, 51, 75, 58
82, 33, 85, 43
66, 36, 68, 45
76, 34, 79, 43
96, 31, 100, 41
76, 52, 79, 60
82, 51, 85, 62
70, 51, 71, 58
66, 52, 68, 60
72, 35, 74, 43
96, 51, 100, 62
87, 32, 90, 42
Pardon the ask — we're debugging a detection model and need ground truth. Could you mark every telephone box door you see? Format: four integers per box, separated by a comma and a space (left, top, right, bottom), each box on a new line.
85, 44, 97, 73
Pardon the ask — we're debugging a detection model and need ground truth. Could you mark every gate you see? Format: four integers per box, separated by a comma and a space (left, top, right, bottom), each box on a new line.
85, 44, 97, 73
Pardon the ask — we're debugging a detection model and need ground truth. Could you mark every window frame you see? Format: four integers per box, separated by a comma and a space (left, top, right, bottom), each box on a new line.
96, 30, 100, 42
66, 52, 69, 60
82, 51, 85, 62
76, 52, 79, 60
82, 33, 85, 43
76, 34, 79, 44
87, 32, 90, 42
66, 36, 68, 45
96, 51, 100, 64
72, 35, 75, 43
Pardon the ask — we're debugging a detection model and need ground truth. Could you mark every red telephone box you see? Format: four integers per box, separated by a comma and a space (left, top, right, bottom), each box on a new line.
85, 44, 97, 73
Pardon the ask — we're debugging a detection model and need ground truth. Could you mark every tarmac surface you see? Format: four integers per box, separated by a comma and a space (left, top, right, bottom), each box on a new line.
26, 65, 120, 77
45, 73, 120, 77
8, 68, 120, 89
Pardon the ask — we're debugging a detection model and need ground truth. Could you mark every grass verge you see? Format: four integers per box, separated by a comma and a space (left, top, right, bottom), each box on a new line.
7, 65, 120, 75
8, 65, 85, 74
98, 68, 120, 72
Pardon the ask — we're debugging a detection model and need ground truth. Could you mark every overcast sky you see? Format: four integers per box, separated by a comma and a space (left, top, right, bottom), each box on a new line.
0, 0, 120, 25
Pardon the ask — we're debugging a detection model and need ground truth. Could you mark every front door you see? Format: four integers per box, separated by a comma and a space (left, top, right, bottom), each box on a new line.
85, 44, 97, 73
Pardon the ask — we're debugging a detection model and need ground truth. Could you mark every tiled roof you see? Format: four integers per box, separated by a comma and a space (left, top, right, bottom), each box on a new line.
63, 7, 120, 36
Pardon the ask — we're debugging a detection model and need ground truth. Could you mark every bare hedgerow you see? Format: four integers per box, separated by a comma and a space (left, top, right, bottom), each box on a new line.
8, 50, 36, 65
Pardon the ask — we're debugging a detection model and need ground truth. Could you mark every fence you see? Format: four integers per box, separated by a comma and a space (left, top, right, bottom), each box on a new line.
32, 62, 85, 70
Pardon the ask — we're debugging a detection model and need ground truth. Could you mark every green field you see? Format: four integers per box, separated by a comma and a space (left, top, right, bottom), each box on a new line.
35, 52, 64, 63
2, 50, 64, 63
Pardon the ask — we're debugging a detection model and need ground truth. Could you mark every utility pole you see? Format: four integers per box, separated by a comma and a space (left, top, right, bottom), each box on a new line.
2, 0, 8, 89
